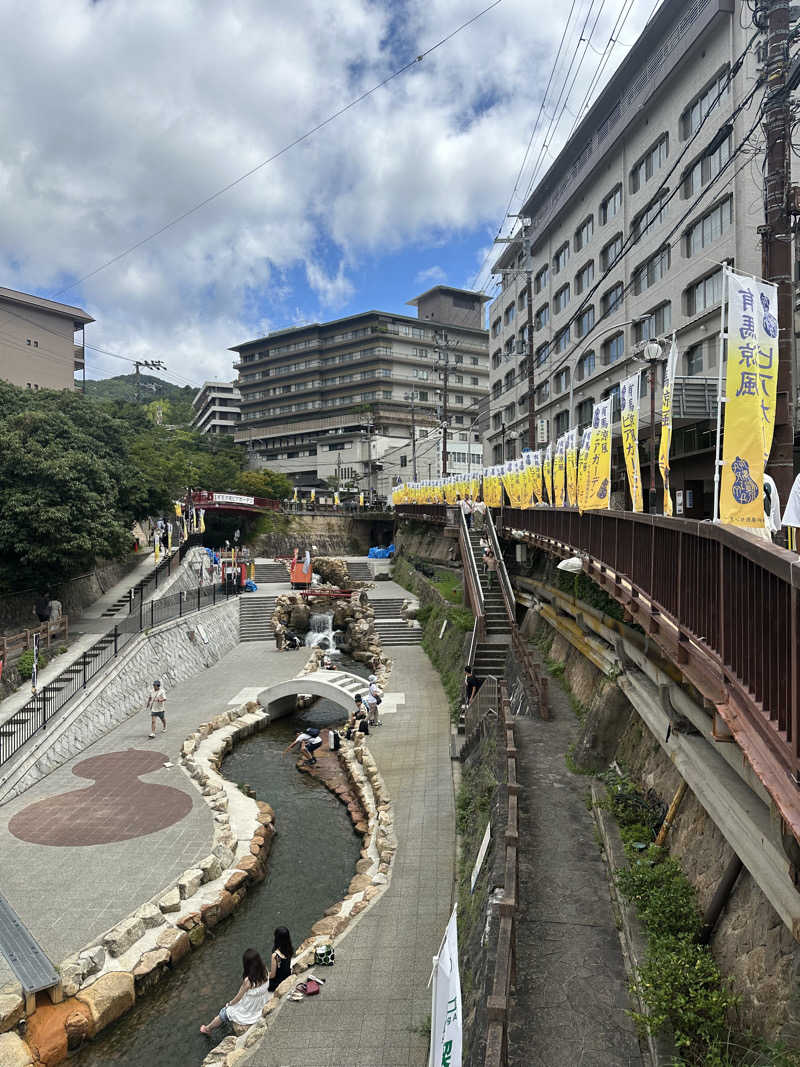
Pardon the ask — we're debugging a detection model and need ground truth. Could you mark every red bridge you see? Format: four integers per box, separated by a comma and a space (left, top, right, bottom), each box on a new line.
189, 490, 281, 514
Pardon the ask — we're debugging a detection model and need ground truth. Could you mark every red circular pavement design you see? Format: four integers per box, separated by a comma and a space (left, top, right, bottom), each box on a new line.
8, 749, 194, 846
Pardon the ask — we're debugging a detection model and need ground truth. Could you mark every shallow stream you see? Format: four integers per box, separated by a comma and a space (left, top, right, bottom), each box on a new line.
73, 685, 362, 1066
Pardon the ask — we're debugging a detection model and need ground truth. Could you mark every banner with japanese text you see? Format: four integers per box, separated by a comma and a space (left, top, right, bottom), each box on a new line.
620, 372, 643, 512
520, 452, 534, 508
566, 429, 578, 508
429, 907, 462, 1067
553, 435, 567, 507
531, 451, 544, 505
657, 336, 679, 515
720, 270, 779, 529
577, 428, 592, 514
544, 443, 554, 505
584, 400, 613, 510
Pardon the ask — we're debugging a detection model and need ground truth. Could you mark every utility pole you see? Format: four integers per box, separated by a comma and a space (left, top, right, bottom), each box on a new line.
361, 410, 375, 503
404, 391, 418, 480
525, 268, 536, 450
434, 330, 459, 476
134, 359, 167, 404
761, 0, 795, 504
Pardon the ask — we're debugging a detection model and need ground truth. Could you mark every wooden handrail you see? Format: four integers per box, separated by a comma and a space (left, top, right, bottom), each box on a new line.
0, 617, 69, 665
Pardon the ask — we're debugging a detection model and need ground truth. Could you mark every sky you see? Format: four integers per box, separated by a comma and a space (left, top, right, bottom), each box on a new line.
0, 0, 659, 391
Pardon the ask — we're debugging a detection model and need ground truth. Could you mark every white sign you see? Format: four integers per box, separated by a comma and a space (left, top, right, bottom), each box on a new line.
429, 907, 462, 1067
212, 493, 255, 506
470, 822, 491, 894
676, 490, 684, 515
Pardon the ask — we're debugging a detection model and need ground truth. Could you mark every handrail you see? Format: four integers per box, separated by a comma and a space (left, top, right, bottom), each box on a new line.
1, 618, 69, 666
484, 510, 516, 629
499, 505, 800, 836
458, 506, 485, 618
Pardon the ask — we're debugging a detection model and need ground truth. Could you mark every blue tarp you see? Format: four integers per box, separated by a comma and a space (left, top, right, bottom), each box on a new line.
367, 544, 395, 559
204, 548, 220, 563
244, 579, 258, 592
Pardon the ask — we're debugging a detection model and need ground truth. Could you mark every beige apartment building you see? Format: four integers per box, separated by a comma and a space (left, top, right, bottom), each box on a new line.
0, 287, 93, 391
488, 0, 766, 518
191, 380, 242, 435
231, 286, 490, 499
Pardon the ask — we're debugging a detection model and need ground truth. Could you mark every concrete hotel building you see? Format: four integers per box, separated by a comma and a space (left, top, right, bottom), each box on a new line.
0, 287, 93, 391
231, 286, 489, 498
191, 381, 242, 436
488, 0, 766, 518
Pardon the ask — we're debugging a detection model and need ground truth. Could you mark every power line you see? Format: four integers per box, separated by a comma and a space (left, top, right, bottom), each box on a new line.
53, 0, 506, 300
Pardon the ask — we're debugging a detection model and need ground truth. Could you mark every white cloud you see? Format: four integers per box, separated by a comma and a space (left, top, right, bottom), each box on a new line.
414, 265, 447, 286
0, 0, 655, 384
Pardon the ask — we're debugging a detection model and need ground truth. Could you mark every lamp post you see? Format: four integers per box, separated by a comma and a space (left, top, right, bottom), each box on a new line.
637, 339, 667, 514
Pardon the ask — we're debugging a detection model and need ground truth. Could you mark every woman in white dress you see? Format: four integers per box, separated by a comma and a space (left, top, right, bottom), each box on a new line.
200, 949, 271, 1035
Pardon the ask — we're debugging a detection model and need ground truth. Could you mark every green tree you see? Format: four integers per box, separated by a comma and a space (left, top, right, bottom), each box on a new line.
235, 469, 293, 501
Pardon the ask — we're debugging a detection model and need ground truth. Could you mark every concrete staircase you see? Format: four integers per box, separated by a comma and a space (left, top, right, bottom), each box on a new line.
370, 598, 406, 618
467, 529, 511, 680
239, 596, 277, 641
254, 561, 289, 583
347, 560, 372, 582
368, 596, 422, 646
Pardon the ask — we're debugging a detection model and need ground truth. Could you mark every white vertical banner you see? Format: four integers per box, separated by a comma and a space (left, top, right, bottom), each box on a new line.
429, 906, 462, 1067
31, 632, 39, 693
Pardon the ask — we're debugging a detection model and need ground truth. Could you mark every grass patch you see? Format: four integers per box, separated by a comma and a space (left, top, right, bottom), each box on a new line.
430, 567, 464, 605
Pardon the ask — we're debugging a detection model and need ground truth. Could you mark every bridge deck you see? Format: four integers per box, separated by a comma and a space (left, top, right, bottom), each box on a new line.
0, 890, 59, 994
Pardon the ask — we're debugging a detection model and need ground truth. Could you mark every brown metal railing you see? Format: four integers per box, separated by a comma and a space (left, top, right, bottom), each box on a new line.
484, 679, 518, 1067
500, 506, 800, 824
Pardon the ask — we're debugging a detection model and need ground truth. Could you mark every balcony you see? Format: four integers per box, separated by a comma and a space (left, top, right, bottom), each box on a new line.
73, 345, 85, 372
672, 376, 718, 420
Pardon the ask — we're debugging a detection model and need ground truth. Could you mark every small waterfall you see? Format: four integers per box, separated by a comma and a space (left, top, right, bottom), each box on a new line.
305, 612, 337, 651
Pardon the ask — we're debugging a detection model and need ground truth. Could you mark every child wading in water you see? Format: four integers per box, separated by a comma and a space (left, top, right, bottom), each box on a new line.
200, 949, 271, 1035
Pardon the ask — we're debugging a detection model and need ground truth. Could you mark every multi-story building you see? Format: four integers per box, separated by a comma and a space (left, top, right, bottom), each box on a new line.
191, 380, 242, 436
0, 287, 93, 391
487, 0, 766, 518
231, 286, 489, 498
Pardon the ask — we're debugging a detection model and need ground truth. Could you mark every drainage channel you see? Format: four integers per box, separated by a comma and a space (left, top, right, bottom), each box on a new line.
72, 688, 363, 1066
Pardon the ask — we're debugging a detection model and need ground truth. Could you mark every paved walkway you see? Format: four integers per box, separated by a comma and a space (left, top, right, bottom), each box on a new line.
508, 677, 643, 1066
0, 640, 308, 988
243, 643, 455, 1067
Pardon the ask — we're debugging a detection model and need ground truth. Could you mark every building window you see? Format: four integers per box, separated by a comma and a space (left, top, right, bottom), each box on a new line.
601, 283, 624, 317
632, 191, 669, 242
454, 374, 463, 384
400, 455, 407, 468
630, 134, 669, 193
455, 394, 464, 405
491, 317, 501, 337
504, 370, 515, 391
492, 412, 502, 429
553, 410, 568, 436
600, 232, 623, 270
576, 397, 593, 427
454, 415, 464, 425
680, 66, 730, 139
491, 351, 502, 369
534, 303, 550, 330
417, 390, 429, 402
554, 326, 570, 353
553, 284, 570, 314
633, 302, 671, 343
576, 306, 595, 339
517, 290, 528, 311
534, 264, 549, 292
574, 260, 594, 295
682, 131, 732, 199
553, 243, 569, 274
504, 303, 516, 325
574, 216, 593, 252
602, 332, 624, 365
602, 382, 621, 417
536, 381, 550, 404
504, 403, 516, 420
536, 342, 550, 366
600, 184, 622, 224
554, 367, 570, 394
686, 267, 724, 316
576, 350, 596, 381
633, 246, 670, 295
471, 375, 479, 386
685, 196, 733, 256
686, 342, 704, 376
471, 356, 480, 366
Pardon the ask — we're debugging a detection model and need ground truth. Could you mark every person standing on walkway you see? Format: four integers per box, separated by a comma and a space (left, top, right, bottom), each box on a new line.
200, 949, 271, 1035
484, 547, 497, 590
268, 927, 294, 992
461, 494, 474, 530
367, 675, 383, 726
472, 497, 487, 533
464, 665, 482, 706
145, 680, 167, 738
33, 593, 51, 626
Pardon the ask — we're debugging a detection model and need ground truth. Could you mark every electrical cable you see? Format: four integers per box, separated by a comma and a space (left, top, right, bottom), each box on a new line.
53, 0, 507, 299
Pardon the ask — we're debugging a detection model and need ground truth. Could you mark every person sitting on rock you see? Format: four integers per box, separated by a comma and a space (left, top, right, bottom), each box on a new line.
284, 727, 323, 765
268, 927, 294, 992
200, 948, 271, 1035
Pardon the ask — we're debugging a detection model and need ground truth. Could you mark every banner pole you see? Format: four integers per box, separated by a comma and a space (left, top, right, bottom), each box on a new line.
713, 266, 729, 524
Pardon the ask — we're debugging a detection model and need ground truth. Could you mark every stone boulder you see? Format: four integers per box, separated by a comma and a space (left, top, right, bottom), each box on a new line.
0, 1033, 33, 1066
132, 948, 171, 993
103, 916, 145, 958
289, 603, 311, 631
158, 887, 181, 913
178, 868, 204, 899
76, 972, 135, 1036
155, 926, 191, 965
0, 992, 24, 1034
312, 557, 350, 588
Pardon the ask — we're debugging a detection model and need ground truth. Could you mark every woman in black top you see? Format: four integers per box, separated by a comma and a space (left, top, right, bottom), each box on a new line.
268, 926, 293, 991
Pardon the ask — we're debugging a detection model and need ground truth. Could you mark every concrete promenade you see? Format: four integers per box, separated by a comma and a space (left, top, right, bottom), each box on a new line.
240, 641, 455, 1067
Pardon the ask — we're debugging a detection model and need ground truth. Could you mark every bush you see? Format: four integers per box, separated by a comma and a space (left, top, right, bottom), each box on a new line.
17, 648, 49, 679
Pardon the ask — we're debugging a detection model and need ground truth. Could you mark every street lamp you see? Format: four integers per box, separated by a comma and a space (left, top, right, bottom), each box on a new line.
637, 339, 668, 514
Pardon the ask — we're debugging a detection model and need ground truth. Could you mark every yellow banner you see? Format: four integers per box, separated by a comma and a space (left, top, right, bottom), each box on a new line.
543, 444, 554, 505
584, 400, 613, 510
720, 270, 779, 529
657, 337, 678, 515
531, 451, 543, 505
553, 436, 566, 507
566, 430, 578, 508
577, 429, 592, 514
153, 533, 160, 563
621, 372, 643, 512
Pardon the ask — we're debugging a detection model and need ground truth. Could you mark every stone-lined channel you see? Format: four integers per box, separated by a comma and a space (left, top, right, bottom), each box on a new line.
73, 691, 361, 1066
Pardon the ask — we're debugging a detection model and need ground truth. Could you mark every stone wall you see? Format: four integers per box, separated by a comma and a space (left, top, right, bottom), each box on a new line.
394, 521, 452, 564
0, 555, 142, 633
0, 599, 239, 803
150, 546, 210, 599
253, 514, 369, 557
537, 614, 800, 1045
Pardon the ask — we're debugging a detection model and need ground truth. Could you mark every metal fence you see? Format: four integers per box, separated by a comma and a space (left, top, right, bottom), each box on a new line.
0, 575, 238, 768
